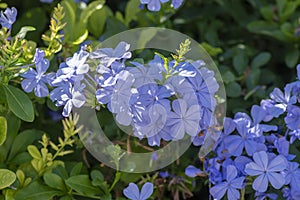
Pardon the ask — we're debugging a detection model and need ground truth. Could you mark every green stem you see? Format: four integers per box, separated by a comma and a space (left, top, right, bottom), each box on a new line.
108, 171, 121, 192
241, 187, 245, 200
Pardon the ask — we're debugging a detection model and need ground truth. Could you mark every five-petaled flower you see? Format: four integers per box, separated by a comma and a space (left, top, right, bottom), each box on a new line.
245, 151, 288, 192
210, 165, 245, 200
21, 59, 54, 97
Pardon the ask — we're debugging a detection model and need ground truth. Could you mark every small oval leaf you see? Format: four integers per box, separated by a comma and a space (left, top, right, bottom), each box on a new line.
27, 145, 41, 159
0, 116, 7, 145
0, 169, 16, 190
3, 85, 34, 122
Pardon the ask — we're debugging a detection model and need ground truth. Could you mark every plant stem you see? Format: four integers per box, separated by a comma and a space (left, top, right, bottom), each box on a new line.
109, 171, 121, 192
241, 187, 245, 200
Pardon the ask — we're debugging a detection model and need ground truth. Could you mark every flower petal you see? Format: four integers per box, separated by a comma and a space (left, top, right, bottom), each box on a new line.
253, 174, 268, 192
267, 172, 285, 189
123, 183, 140, 200
140, 182, 154, 200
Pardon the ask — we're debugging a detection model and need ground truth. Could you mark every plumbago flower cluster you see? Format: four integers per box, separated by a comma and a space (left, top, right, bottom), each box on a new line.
186, 66, 300, 199
21, 40, 219, 147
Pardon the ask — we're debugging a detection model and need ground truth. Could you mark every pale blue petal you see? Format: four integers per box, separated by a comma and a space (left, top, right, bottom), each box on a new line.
185, 165, 202, 178
140, 182, 154, 200
226, 165, 237, 181
231, 177, 245, 189
268, 155, 287, 172
245, 162, 264, 176
21, 78, 37, 93
227, 188, 240, 200
253, 174, 268, 192
34, 81, 49, 97
210, 182, 227, 200
267, 172, 285, 189
253, 151, 268, 171
123, 183, 140, 200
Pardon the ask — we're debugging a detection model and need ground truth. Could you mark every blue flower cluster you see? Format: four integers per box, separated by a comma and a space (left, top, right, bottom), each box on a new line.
186, 65, 300, 200
91, 42, 219, 146
21, 47, 89, 117
140, 0, 184, 11
21, 41, 219, 147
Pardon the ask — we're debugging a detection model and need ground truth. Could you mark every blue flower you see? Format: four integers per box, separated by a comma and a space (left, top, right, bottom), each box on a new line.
210, 165, 245, 200
137, 104, 168, 138
140, 0, 169, 11
285, 105, 300, 130
96, 86, 114, 105
110, 71, 135, 126
0, 7, 17, 30
185, 165, 203, 178
21, 59, 54, 97
159, 171, 170, 178
171, 0, 183, 8
249, 105, 277, 136
90, 42, 132, 67
245, 151, 288, 192
269, 87, 296, 112
135, 83, 173, 111
223, 117, 266, 156
123, 182, 154, 200
187, 66, 219, 110
33, 48, 46, 64
167, 99, 200, 139
60, 81, 86, 117
59, 49, 90, 77
97, 61, 125, 87
260, 99, 285, 121
282, 162, 300, 191
128, 61, 162, 88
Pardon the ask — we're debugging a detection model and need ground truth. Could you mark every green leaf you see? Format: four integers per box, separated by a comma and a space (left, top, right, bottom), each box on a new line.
260, 6, 274, 21
233, 50, 248, 74
137, 29, 157, 50
61, 0, 76, 42
3, 85, 34, 122
246, 68, 261, 89
251, 52, 271, 68
15, 181, 63, 200
80, 0, 105, 24
8, 129, 42, 161
247, 20, 291, 42
71, 29, 89, 45
222, 70, 236, 84
27, 145, 41, 159
16, 26, 36, 40
285, 48, 300, 68
226, 82, 241, 98
0, 169, 16, 190
65, 175, 100, 196
91, 170, 104, 186
125, 0, 141, 25
9, 152, 32, 165
44, 173, 66, 191
70, 162, 83, 177
0, 116, 7, 145
88, 6, 112, 37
